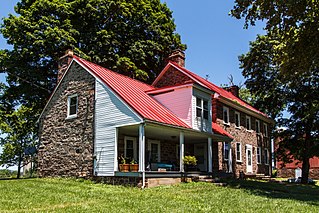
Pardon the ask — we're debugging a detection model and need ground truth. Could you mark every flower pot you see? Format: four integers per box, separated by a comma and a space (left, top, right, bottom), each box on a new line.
130, 164, 139, 172
120, 164, 130, 172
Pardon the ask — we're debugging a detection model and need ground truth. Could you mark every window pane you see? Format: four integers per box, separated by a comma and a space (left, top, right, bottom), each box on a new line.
203, 100, 208, 110
196, 97, 201, 107
223, 108, 228, 123
196, 108, 202, 117
235, 113, 240, 127
203, 109, 208, 119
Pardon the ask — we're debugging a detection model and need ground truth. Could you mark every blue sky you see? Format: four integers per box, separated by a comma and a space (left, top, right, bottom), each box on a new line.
0, 0, 264, 86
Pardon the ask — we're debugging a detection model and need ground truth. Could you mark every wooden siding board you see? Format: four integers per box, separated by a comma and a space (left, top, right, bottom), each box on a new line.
95, 80, 142, 176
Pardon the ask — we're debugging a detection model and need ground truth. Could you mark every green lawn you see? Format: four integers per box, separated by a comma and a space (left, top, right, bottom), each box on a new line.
0, 178, 318, 212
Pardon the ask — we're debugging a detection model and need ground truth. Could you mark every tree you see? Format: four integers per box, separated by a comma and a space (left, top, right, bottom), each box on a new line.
231, 0, 319, 183
0, 105, 38, 178
0, 0, 185, 169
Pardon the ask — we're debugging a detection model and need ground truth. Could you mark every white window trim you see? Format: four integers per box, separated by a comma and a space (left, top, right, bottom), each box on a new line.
246, 116, 252, 131
235, 111, 241, 129
67, 94, 78, 119
236, 142, 242, 162
264, 148, 269, 165
124, 136, 137, 161
196, 97, 209, 121
223, 106, 230, 125
263, 123, 268, 137
148, 140, 161, 162
256, 147, 261, 164
256, 120, 260, 133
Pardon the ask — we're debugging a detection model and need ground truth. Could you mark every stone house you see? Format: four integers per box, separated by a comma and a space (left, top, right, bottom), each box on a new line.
38, 50, 273, 187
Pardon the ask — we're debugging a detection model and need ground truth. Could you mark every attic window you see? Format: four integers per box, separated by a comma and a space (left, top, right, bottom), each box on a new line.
67, 94, 78, 119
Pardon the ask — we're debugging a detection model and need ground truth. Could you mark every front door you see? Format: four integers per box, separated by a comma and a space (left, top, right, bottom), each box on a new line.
194, 143, 207, 172
246, 145, 253, 173
148, 140, 160, 163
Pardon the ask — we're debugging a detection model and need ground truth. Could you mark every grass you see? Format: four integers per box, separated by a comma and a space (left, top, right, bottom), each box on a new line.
0, 178, 318, 212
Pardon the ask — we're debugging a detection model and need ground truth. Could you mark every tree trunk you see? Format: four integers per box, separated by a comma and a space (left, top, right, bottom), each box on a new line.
17, 152, 22, 179
301, 156, 310, 184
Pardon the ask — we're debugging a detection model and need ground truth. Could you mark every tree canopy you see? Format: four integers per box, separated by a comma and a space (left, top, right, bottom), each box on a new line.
0, 0, 185, 169
231, 0, 319, 183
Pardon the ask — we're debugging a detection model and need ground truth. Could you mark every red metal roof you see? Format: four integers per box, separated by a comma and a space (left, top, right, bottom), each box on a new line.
74, 56, 190, 129
166, 62, 268, 117
212, 123, 233, 139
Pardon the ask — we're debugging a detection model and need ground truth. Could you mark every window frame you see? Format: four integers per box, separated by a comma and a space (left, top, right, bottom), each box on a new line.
264, 148, 269, 165
196, 97, 209, 120
246, 115, 251, 130
235, 111, 241, 128
236, 142, 242, 162
124, 136, 137, 161
223, 106, 230, 125
255, 120, 260, 133
256, 147, 261, 164
67, 94, 78, 119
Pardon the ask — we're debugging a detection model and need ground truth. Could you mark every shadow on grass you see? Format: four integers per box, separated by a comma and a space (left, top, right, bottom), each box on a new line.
225, 179, 319, 206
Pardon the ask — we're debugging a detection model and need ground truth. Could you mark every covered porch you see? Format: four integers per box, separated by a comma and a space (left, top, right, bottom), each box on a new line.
114, 121, 231, 185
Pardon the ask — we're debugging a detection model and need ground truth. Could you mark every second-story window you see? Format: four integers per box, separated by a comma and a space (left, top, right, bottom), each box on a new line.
223, 106, 229, 124
263, 123, 268, 137
196, 97, 209, 120
67, 94, 78, 118
235, 111, 240, 128
246, 116, 251, 130
256, 120, 260, 133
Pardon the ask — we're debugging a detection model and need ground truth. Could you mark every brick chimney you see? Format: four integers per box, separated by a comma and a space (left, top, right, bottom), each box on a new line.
226, 85, 240, 97
167, 49, 185, 67
57, 49, 74, 83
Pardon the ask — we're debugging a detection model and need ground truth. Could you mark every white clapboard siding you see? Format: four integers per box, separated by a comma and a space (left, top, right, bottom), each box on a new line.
152, 86, 193, 127
192, 88, 212, 132
95, 80, 142, 176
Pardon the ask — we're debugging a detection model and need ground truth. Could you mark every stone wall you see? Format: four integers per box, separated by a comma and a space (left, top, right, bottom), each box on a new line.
215, 101, 271, 177
38, 63, 95, 178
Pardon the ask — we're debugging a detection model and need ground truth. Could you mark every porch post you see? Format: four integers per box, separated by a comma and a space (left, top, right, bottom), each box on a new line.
114, 127, 119, 172
179, 132, 185, 172
139, 124, 145, 172
208, 137, 213, 173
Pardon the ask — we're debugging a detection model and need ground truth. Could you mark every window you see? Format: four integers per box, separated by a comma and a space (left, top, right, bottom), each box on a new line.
124, 137, 137, 161
223, 106, 229, 124
256, 147, 261, 164
246, 116, 251, 130
263, 123, 268, 137
67, 94, 78, 118
256, 120, 260, 133
236, 142, 242, 162
224, 142, 229, 160
196, 97, 202, 118
264, 148, 269, 165
203, 100, 209, 119
235, 111, 240, 128
196, 97, 209, 120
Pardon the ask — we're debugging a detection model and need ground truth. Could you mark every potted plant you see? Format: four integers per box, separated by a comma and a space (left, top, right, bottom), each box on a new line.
130, 159, 139, 172
183, 155, 197, 172
119, 155, 130, 172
